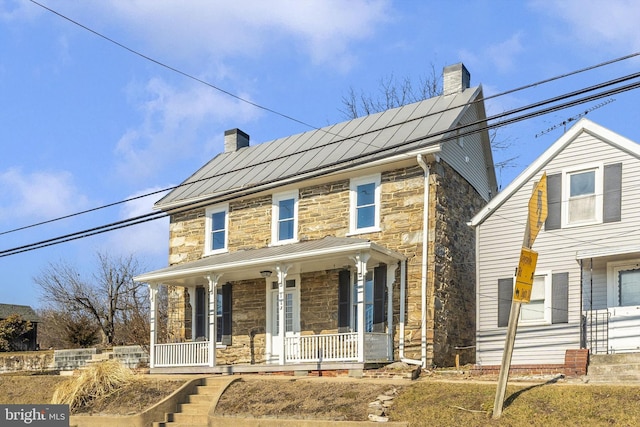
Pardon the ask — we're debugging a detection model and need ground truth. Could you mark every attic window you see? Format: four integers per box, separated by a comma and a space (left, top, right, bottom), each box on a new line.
562, 165, 602, 227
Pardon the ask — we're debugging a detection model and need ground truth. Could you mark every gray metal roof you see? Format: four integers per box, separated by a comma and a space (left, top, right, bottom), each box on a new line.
0, 304, 40, 323
135, 236, 405, 286
156, 87, 482, 209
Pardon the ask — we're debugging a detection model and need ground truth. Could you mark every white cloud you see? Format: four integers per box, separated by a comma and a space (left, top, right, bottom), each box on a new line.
531, 0, 640, 53
0, 168, 89, 221
486, 32, 524, 73
114, 77, 259, 180
103, 0, 390, 70
102, 187, 169, 258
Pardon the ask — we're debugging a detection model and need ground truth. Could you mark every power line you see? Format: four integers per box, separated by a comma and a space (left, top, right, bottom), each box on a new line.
4, 60, 640, 237
3, 73, 640, 258
28, 0, 318, 131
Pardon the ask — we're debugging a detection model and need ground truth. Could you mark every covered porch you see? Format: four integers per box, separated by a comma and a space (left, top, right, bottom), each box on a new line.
135, 237, 406, 373
579, 246, 640, 355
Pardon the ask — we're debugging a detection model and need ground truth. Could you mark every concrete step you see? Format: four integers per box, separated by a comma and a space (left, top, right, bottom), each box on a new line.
152, 377, 232, 427
587, 353, 640, 383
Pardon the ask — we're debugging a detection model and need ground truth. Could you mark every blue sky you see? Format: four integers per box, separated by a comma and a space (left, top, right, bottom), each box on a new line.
1, 0, 640, 308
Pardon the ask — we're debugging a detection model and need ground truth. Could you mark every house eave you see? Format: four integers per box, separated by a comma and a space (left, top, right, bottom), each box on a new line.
135, 238, 406, 286
154, 144, 442, 213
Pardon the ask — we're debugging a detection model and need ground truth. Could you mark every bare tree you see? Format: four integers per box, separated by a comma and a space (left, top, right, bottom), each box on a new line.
37, 308, 99, 349
34, 252, 148, 347
339, 64, 441, 120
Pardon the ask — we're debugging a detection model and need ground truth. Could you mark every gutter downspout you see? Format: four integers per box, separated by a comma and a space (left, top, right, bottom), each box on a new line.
416, 154, 430, 369
400, 154, 431, 368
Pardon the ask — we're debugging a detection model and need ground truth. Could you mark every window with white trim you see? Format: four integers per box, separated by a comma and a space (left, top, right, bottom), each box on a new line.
607, 261, 640, 307
520, 272, 552, 324
205, 204, 228, 255
562, 165, 602, 227
350, 174, 381, 234
272, 191, 298, 244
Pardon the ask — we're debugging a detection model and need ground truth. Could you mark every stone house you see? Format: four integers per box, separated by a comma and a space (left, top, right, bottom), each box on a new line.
0, 303, 39, 351
135, 63, 497, 374
470, 119, 640, 375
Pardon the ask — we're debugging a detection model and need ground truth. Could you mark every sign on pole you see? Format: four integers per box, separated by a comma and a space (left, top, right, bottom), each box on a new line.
514, 247, 538, 303
527, 174, 548, 248
492, 173, 548, 419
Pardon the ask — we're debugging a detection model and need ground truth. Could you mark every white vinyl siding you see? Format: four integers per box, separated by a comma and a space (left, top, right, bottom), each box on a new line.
476, 130, 640, 365
439, 104, 494, 201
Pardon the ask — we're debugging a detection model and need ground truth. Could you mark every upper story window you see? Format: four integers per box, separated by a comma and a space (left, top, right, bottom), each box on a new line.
350, 174, 381, 234
205, 204, 228, 255
272, 191, 298, 244
564, 166, 601, 226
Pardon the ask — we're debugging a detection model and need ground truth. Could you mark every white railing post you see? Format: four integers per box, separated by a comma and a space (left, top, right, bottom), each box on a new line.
387, 263, 398, 361
351, 252, 370, 363
149, 283, 158, 369
276, 264, 291, 365
206, 273, 222, 368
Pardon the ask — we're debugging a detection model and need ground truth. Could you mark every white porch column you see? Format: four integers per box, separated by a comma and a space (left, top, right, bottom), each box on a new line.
188, 287, 196, 340
206, 273, 223, 368
149, 283, 158, 369
351, 252, 370, 363
387, 263, 398, 361
276, 264, 291, 365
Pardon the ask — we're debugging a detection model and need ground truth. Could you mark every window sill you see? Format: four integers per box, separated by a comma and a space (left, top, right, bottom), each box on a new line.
203, 248, 229, 257
346, 227, 381, 236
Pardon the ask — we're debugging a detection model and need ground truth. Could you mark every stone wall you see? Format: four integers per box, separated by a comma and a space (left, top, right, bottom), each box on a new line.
0, 351, 54, 373
165, 161, 484, 367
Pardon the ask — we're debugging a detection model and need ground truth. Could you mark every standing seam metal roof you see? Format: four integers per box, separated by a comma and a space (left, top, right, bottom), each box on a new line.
156, 87, 481, 209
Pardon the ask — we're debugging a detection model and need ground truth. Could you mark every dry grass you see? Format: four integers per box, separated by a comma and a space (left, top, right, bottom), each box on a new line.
390, 379, 640, 426
51, 360, 136, 411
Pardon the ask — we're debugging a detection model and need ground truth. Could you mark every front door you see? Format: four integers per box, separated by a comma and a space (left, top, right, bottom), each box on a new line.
267, 277, 300, 362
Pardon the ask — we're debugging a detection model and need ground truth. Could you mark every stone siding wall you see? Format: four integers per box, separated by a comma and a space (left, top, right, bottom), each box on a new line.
428, 161, 485, 366
166, 161, 484, 367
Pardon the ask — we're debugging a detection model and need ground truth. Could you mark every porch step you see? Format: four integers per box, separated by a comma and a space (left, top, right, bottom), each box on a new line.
587, 353, 640, 383
153, 377, 236, 427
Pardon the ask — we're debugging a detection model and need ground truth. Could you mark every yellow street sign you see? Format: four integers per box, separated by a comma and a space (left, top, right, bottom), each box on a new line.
527, 173, 548, 247
514, 247, 538, 303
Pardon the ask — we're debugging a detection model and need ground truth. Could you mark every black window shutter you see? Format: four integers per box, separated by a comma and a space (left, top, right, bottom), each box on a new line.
551, 272, 569, 324
195, 287, 206, 339
338, 270, 351, 333
603, 163, 622, 223
545, 173, 562, 230
498, 278, 513, 327
373, 264, 387, 332
221, 283, 232, 345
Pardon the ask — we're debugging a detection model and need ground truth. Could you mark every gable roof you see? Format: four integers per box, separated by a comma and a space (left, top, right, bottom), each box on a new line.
157, 86, 492, 210
469, 118, 640, 227
0, 304, 40, 323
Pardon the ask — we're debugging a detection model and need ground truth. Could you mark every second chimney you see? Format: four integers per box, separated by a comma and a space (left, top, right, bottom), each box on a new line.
224, 128, 250, 153
443, 63, 471, 96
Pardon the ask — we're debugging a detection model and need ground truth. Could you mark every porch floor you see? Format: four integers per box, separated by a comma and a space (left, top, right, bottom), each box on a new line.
150, 361, 389, 376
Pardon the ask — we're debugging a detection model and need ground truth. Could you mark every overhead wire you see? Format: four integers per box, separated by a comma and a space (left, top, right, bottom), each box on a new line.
3, 72, 640, 258
6, 2, 640, 257
12, 0, 640, 238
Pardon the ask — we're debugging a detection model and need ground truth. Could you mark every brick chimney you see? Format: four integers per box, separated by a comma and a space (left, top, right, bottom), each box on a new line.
224, 128, 250, 153
443, 63, 471, 96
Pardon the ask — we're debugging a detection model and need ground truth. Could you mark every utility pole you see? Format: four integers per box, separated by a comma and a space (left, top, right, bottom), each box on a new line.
492, 173, 547, 419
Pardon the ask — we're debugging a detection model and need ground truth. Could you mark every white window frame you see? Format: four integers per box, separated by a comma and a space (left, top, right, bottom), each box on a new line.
607, 260, 640, 308
271, 191, 298, 245
561, 163, 603, 228
204, 204, 229, 255
349, 174, 381, 235
519, 271, 552, 325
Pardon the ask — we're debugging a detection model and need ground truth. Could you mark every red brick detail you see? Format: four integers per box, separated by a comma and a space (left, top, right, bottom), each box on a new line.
564, 349, 589, 377
471, 349, 590, 378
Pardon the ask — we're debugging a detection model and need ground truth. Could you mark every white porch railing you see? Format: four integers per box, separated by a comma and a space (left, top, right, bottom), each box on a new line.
285, 332, 390, 363
154, 341, 209, 367
152, 332, 391, 367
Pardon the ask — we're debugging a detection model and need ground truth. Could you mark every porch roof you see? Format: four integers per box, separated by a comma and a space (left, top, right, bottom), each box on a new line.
576, 244, 640, 261
135, 236, 405, 286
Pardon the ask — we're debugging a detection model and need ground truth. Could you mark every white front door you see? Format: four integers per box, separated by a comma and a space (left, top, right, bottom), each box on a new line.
267, 277, 300, 361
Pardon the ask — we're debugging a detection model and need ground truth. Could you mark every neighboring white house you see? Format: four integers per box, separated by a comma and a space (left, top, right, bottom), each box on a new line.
470, 118, 640, 371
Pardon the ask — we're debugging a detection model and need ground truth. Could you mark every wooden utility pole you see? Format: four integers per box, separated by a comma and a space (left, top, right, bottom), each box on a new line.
492, 173, 547, 419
